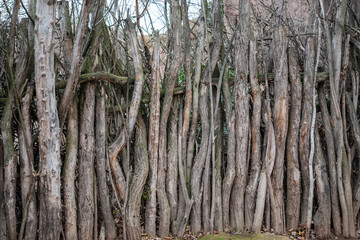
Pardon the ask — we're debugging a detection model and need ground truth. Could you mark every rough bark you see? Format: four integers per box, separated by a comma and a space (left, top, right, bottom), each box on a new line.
58, 0, 94, 125
221, 68, 236, 229
245, 39, 262, 230
2, 82, 18, 240
318, 83, 342, 235
319, 0, 349, 236
299, 27, 315, 228
0, 138, 5, 240
34, 1, 62, 238
286, 48, 301, 230
213, 96, 223, 232
157, 0, 182, 236
78, 83, 96, 240
63, 97, 79, 240
2, 18, 29, 240
176, 98, 194, 237
306, 20, 322, 238
145, 32, 161, 237
19, 86, 37, 240
108, 19, 145, 202
271, 26, 288, 234
167, 97, 179, 232
175, 0, 192, 233
124, 116, 149, 240
253, 108, 276, 232
190, 83, 209, 234
313, 128, 331, 239
231, 0, 250, 231
96, 85, 117, 240
346, 92, 360, 222
186, 10, 204, 197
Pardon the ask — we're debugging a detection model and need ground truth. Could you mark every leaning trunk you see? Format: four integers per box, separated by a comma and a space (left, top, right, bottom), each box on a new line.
125, 116, 149, 240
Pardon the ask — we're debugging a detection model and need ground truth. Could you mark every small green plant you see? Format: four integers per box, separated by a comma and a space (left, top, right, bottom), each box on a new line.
178, 67, 185, 84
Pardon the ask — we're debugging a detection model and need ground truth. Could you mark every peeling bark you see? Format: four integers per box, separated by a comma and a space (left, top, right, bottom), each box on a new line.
34, 1, 62, 238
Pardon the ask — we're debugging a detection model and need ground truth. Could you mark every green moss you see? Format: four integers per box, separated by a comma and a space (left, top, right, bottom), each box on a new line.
198, 232, 289, 240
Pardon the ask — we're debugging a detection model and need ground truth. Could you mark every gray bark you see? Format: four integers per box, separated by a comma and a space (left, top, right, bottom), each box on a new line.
145, 32, 161, 237
157, 0, 182, 236
286, 48, 301, 230
0, 138, 5, 240
19, 86, 37, 240
96, 85, 117, 240
58, 0, 94, 125
221, 68, 236, 229
318, 83, 342, 235
63, 97, 79, 240
313, 128, 331, 239
245, 39, 262, 230
124, 116, 149, 240
271, 26, 288, 234
231, 0, 250, 231
167, 97, 179, 231
34, 1, 62, 238
78, 83, 96, 240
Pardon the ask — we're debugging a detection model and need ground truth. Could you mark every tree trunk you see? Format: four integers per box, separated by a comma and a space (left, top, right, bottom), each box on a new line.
63, 97, 79, 240
167, 97, 179, 231
58, 0, 94, 125
213, 96, 223, 231
78, 83, 96, 239
34, 1, 62, 238
145, 32, 161, 237
186, 12, 205, 184
157, 0, 182, 236
318, 83, 342, 235
0, 138, 5, 240
191, 83, 209, 234
96, 85, 117, 240
222, 68, 236, 229
313, 128, 331, 239
286, 48, 301, 230
19, 86, 37, 240
231, 0, 250, 230
271, 26, 288, 234
125, 116, 149, 240
108, 19, 146, 202
2, 18, 30, 240
299, 30, 315, 228
253, 108, 276, 232
245, 39, 262, 230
